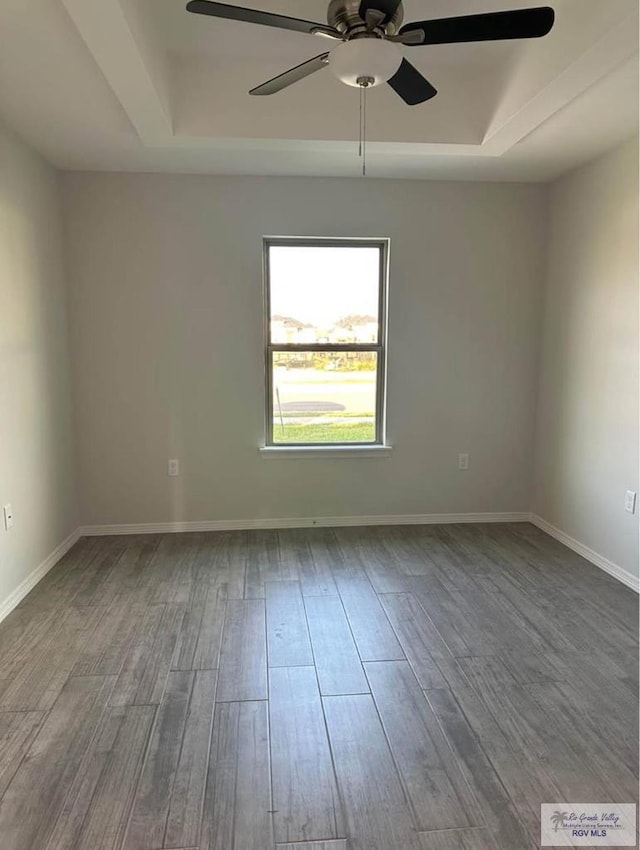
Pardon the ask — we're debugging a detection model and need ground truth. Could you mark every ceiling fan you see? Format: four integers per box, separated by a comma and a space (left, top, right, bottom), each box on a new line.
185, 0, 555, 105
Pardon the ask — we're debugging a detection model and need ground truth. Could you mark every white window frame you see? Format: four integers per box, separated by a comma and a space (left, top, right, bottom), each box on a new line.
263, 237, 389, 449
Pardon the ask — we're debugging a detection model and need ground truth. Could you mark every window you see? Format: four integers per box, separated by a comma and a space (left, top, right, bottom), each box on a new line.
264, 238, 388, 447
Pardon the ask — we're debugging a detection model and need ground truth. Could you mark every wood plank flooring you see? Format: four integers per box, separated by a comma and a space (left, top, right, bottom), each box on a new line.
0, 523, 637, 850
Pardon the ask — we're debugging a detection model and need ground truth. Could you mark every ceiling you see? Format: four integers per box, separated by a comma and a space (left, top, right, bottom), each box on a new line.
0, 0, 637, 181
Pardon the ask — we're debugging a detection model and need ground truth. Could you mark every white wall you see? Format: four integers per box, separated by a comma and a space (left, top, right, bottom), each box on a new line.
62, 173, 546, 525
0, 122, 78, 610
533, 137, 639, 580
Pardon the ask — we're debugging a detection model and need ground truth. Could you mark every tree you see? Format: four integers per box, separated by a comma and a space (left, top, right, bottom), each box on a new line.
550, 812, 569, 832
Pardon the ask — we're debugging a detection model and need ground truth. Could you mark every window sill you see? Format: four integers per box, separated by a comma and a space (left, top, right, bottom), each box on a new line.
259, 445, 393, 459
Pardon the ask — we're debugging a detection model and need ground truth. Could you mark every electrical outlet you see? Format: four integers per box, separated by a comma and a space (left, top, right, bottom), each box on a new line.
3, 504, 14, 531
458, 453, 469, 470
168, 459, 180, 477
625, 491, 637, 514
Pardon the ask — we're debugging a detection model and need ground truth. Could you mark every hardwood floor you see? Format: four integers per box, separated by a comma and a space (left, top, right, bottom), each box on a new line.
0, 523, 637, 850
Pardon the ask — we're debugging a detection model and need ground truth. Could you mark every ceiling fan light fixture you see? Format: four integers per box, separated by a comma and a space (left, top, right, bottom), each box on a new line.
329, 38, 403, 87
187, 1, 555, 103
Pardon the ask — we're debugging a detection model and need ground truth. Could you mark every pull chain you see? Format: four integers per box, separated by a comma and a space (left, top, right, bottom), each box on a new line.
359, 83, 363, 158
362, 84, 367, 177
357, 77, 373, 177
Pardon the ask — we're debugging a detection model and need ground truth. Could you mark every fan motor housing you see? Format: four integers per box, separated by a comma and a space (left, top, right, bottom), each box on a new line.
327, 0, 404, 36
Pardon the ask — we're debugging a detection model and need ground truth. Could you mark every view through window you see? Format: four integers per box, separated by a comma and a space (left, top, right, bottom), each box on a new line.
265, 239, 387, 445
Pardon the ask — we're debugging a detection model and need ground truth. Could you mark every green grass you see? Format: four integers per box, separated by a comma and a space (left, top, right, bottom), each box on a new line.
273, 421, 376, 444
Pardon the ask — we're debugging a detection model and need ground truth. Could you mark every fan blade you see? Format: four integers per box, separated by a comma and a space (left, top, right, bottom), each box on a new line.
250, 53, 330, 95
186, 1, 341, 38
400, 7, 555, 45
387, 59, 437, 105
359, 1, 402, 26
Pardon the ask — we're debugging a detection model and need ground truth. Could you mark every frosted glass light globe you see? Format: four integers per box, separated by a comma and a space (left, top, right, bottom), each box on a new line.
329, 39, 403, 88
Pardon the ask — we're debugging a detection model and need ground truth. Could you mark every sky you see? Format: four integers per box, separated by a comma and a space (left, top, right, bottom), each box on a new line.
269, 245, 380, 327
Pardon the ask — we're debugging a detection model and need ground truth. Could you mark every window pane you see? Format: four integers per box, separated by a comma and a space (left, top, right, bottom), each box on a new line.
272, 351, 378, 444
269, 245, 380, 344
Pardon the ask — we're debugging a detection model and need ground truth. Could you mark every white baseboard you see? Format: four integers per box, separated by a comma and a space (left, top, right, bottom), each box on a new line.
80, 511, 530, 537
0, 528, 82, 624
2, 513, 634, 625
529, 513, 639, 593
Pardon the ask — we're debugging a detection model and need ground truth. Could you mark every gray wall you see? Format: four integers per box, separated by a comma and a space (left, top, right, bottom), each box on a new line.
62, 173, 547, 525
533, 137, 639, 579
2, 134, 637, 610
0, 122, 78, 609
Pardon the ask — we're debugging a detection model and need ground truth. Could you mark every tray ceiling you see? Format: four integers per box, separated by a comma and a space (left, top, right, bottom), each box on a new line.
0, 0, 637, 180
